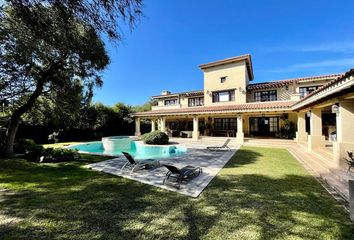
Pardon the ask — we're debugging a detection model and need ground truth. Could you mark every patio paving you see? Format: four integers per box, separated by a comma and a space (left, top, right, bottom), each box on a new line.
85, 147, 239, 198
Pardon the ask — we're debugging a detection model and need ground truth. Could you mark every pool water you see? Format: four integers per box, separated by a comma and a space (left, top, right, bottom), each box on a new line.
67, 137, 187, 159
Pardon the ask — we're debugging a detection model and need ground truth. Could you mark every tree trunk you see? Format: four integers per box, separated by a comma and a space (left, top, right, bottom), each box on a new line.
3, 80, 45, 157
4, 115, 21, 157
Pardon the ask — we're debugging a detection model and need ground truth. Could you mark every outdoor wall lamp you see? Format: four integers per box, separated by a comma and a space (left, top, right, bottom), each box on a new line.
306, 110, 312, 118
332, 103, 340, 116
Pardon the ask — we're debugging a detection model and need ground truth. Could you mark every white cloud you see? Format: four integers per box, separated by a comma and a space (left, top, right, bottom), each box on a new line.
269, 42, 354, 53
296, 42, 354, 53
265, 58, 354, 73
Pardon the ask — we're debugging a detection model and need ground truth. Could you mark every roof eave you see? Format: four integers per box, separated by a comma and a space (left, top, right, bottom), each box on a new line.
199, 55, 254, 81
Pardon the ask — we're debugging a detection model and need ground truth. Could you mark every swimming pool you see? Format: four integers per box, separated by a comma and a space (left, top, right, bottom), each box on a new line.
67, 136, 187, 159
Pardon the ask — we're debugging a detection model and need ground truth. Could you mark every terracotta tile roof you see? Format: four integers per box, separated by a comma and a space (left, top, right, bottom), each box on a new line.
247, 74, 342, 90
151, 90, 204, 99
135, 101, 295, 117
199, 54, 254, 80
292, 69, 353, 108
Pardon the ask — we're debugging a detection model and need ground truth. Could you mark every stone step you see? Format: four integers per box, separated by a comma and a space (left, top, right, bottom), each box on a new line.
312, 148, 336, 169
316, 147, 334, 160
288, 145, 349, 201
289, 146, 331, 175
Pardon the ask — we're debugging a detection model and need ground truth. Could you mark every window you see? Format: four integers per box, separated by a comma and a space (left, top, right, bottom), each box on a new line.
188, 97, 204, 107
269, 90, 277, 101
249, 118, 259, 132
269, 117, 278, 133
166, 121, 178, 130
254, 90, 277, 102
187, 121, 193, 131
212, 90, 235, 102
299, 86, 319, 98
164, 99, 178, 105
214, 118, 237, 130
254, 92, 261, 102
249, 117, 279, 135
220, 76, 227, 83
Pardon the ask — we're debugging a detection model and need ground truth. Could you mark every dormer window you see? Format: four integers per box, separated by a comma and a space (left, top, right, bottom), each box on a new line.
220, 76, 227, 83
299, 86, 319, 98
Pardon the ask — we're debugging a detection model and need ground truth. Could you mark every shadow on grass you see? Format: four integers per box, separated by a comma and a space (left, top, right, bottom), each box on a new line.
0, 148, 353, 239
223, 148, 262, 168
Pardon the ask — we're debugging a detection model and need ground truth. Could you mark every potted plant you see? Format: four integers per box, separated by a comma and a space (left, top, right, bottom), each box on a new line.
205, 122, 213, 136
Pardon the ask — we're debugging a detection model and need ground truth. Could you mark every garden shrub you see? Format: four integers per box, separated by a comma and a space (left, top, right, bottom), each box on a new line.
14, 138, 38, 153
278, 120, 296, 139
15, 138, 80, 162
141, 131, 169, 145
15, 138, 44, 161
40, 148, 80, 163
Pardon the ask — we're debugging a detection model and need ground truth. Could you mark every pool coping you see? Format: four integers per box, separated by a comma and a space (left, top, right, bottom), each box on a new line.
85, 147, 239, 198
65, 138, 188, 158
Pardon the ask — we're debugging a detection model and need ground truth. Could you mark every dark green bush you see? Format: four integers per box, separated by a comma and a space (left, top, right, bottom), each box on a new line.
278, 120, 296, 139
40, 148, 80, 163
14, 138, 38, 153
141, 131, 169, 145
14, 138, 44, 161
14, 138, 80, 162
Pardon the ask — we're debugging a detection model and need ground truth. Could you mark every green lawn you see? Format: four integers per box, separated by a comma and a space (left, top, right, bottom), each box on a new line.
43, 141, 87, 148
0, 146, 353, 239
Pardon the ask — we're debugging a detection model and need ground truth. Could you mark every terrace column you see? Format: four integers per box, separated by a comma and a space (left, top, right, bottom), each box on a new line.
236, 114, 244, 144
296, 112, 308, 143
160, 117, 166, 132
192, 116, 199, 140
135, 117, 141, 136
333, 101, 354, 167
308, 109, 325, 151
151, 119, 156, 132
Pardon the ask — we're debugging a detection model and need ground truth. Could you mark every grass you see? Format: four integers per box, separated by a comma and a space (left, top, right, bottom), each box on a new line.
43, 141, 85, 148
0, 146, 353, 239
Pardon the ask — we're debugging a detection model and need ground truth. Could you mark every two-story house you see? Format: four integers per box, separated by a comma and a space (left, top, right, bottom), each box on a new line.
135, 54, 338, 141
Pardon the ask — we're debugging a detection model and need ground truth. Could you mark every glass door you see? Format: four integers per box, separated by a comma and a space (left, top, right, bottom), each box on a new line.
249, 117, 279, 136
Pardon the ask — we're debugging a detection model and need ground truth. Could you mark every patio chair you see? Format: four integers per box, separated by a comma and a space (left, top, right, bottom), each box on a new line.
163, 164, 202, 189
120, 152, 160, 174
345, 151, 354, 174
206, 139, 231, 151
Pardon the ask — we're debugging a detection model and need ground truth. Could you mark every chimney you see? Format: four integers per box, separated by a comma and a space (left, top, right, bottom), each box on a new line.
161, 90, 171, 95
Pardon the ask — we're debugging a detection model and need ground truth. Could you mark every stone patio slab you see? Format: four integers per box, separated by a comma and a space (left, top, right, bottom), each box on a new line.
85, 147, 239, 198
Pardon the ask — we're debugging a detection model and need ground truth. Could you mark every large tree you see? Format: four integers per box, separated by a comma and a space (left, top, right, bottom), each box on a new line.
0, 0, 142, 156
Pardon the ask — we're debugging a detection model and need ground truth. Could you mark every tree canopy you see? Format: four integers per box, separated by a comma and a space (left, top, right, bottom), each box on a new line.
0, 0, 143, 156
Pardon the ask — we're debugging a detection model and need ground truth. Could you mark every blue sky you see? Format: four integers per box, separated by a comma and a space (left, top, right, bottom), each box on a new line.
94, 0, 354, 106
